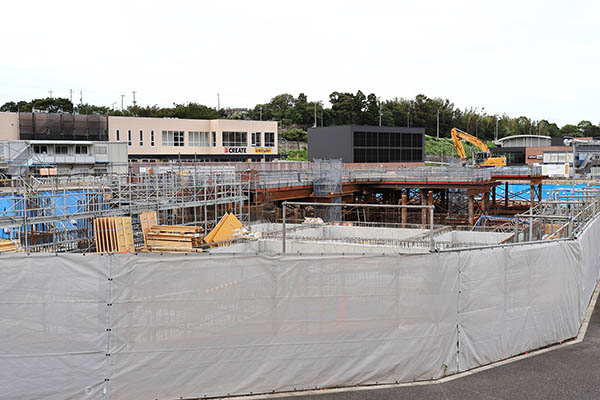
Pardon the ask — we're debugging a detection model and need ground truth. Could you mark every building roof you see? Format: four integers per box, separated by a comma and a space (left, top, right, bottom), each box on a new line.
496, 135, 551, 143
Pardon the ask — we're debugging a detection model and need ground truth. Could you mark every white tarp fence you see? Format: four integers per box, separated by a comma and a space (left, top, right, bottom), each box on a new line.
2, 214, 600, 399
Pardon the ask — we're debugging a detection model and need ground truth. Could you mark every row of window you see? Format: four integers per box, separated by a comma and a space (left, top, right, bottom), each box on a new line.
33, 144, 93, 155
115, 129, 275, 148
116, 129, 157, 147
221, 131, 275, 147
353, 131, 423, 148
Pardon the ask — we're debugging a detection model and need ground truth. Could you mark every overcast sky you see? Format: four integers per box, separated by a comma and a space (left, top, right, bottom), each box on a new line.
1, 0, 598, 126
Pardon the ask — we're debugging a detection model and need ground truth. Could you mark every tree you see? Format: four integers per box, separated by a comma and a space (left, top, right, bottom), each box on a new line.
577, 120, 600, 137
0, 101, 18, 112
560, 124, 581, 137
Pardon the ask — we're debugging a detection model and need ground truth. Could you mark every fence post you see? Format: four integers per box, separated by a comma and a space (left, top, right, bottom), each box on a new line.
429, 207, 435, 252
282, 202, 287, 253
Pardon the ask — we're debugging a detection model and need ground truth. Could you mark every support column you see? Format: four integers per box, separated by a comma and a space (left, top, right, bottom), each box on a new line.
468, 192, 474, 225
504, 182, 509, 208
482, 191, 489, 214
421, 190, 427, 227
428, 190, 433, 225
530, 183, 535, 208
538, 183, 543, 203
401, 192, 407, 228
492, 186, 496, 208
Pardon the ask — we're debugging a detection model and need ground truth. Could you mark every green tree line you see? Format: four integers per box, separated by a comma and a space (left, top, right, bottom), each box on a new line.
3, 92, 599, 141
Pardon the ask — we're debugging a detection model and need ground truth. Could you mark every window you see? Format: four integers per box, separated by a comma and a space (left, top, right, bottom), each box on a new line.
151, 130, 155, 147
33, 145, 48, 154
162, 130, 185, 146
352, 130, 423, 162
251, 132, 262, 147
95, 146, 107, 155
116, 129, 120, 141
188, 131, 210, 147
211, 132, 216, 147
222, 131, 248, 147
127, 130, 132, 146
139, 130, 144, 146
264, 132, 275, 147
75, 145, 88, 154
55, 145, 69, 155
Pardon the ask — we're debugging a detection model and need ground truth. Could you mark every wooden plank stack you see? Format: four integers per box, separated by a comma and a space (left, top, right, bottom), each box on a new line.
145, 225, 204, 251
0, 239, 19, 253
140, 211, 204, 252
94, 216, 135, 253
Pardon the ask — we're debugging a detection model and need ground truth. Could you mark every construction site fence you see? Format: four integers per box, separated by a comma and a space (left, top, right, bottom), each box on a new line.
3, 210, 600, 399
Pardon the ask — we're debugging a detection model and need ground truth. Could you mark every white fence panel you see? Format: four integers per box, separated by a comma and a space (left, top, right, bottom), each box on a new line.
0, 253, 109, 400
106, 252, 459, 399
577, 215, 600, 320
458, 241, 582, 371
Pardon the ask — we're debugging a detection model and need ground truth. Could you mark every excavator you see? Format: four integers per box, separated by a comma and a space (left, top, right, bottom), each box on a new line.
450, 127, 506, 167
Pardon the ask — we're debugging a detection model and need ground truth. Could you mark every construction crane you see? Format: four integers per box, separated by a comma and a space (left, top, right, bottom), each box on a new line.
450, 127, 506, 167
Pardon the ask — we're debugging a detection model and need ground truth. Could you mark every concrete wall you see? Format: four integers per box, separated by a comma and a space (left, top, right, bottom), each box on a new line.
0, 112, 19, 140
108, 116, 278, 159
436, 230, 512, 244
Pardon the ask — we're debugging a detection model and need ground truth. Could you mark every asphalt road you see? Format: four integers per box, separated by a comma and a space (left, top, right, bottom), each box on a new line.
277, 298, 600, 400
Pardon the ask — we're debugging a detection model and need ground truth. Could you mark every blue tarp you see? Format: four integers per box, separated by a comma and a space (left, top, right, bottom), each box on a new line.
0, 190, 105, 239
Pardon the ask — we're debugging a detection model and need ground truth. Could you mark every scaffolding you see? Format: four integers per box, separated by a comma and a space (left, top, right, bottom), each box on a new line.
0, 167, 248, 252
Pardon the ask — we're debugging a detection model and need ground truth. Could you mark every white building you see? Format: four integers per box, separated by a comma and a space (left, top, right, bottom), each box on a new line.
0, 112, 279, 162
108, 116, 278, 161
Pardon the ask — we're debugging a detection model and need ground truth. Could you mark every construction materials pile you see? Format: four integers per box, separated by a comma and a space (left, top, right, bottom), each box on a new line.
93, 217, 135, 253
93, 211, 247, 253
140, 211, 204, 252
0, 239, 19, 253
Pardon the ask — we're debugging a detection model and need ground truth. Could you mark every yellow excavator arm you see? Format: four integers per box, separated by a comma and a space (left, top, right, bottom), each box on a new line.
449, 127, 506, 167
451, 127, 490, 157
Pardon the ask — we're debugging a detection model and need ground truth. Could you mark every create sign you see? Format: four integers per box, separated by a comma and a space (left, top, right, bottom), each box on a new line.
224, 148, 247, 154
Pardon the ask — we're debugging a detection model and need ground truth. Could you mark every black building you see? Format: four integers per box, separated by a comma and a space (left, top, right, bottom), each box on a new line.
18, 112, 108, 141
308, 125, 425, 163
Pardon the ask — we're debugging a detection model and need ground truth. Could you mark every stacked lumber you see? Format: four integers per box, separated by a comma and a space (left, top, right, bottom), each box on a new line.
0, 239, 19, 253
204, 213, 243, 247
140, 211, 204, 252
145, 225, 204, 251
94, 216, 135, 253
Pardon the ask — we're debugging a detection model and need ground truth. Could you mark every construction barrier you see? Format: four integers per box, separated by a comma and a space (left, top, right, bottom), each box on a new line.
2, 214, 600, 399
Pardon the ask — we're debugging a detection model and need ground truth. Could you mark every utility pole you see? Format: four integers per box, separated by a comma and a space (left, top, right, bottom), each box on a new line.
378, 97, 382, 127
436, 109, 440, 139
132, 91, 137, 106
259, 106, 262, 121
79, 90, 83, 105
495, 118, 499, 141
69, 89, 73, 103
313, 102, 317, 128
217, 93, 220, 111
48, 91, 53, 98
321, 109, 324, 127
120, 94, 125, 111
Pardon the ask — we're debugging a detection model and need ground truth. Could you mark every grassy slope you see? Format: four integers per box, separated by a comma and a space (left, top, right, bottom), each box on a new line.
425, 135, 496, 158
